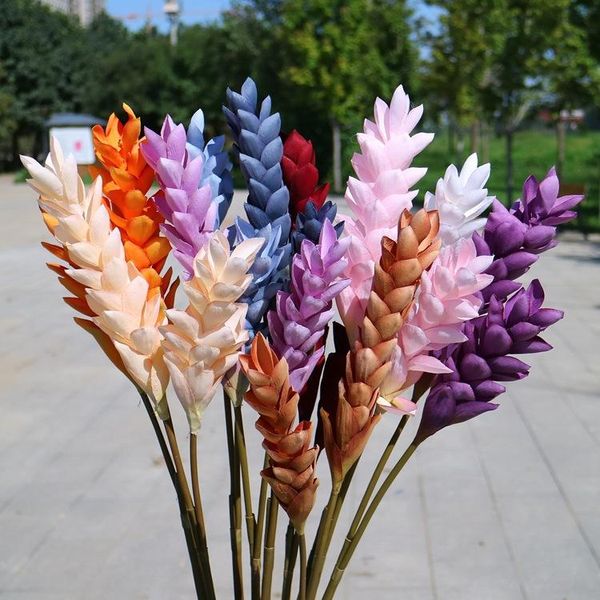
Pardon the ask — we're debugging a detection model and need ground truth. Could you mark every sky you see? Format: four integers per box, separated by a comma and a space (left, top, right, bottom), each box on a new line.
106, 1, 439, 33
105, 0, 233, 31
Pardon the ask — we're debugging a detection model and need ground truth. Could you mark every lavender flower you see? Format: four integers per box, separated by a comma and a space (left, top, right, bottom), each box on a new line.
473, 168, 583, 301
223, 77, 291, 333
142, 116, 215, 279
267, 220, 350, 392
416, 280, 563, 443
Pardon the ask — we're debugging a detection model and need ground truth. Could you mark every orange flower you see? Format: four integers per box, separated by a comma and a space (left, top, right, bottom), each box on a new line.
240, 334, 319, 532
91, 103, 171, 293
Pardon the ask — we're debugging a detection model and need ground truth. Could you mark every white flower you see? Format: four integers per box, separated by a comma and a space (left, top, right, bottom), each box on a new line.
424, 153, 495, 246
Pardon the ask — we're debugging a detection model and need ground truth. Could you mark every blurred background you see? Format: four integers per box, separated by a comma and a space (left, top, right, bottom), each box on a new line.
2, 0, 600, 231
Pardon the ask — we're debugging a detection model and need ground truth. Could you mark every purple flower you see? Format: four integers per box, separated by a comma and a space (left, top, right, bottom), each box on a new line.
142, 116, 216, 279
223, 77, 292, 334
473, 168, 583, 301
416, 279, 563, 443
267, 220, 350, 392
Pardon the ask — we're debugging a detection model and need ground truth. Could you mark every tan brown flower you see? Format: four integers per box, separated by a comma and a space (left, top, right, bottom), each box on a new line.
321, 209, 440, 488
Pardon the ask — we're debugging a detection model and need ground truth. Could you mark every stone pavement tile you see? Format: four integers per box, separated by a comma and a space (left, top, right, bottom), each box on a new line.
340, 467, 432, 597
416, 424, 525, 600
349, 585, 435, 600
472, 394, 600, 600
326, 416, 434, 598
517, 387, 600, 515
2, 180, 600, 598
563, 391, 600, 447
0, 594, 68, 599
0, 514, 56, 581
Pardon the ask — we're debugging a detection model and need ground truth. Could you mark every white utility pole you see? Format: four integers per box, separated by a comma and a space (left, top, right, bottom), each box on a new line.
164, 0, 181, 46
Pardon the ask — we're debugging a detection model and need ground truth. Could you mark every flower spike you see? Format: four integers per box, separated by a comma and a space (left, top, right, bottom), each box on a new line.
417, 279, 563, 442
22, 138, 169, 411
268, 220, 350, 393
424, 153, 495, 246
322, 209, 440, 486
337, 85, 434, 342
240, 334, 319, 531
161, 231, 262, 432
224, 77, 291, 335
91, 104, 171, 292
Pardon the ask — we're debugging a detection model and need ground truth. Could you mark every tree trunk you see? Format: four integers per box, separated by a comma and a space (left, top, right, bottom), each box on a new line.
556, 119, 566, 179
448, 121, 456, 161
11, 129, 19, 169
505, 128, 514, 203
332, 120, 342, 193
470, 121, 480, 154
481, 121, 490, 163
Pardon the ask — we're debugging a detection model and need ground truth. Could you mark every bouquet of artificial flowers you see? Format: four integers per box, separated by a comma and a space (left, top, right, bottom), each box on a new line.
21, 78, 581, 599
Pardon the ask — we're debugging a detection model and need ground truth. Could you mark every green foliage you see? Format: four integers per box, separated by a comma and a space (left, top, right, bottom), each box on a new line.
424, 0, 505, 127
417, 128, 600, 232
278, 0, 415, 124
0, 0, 88, 160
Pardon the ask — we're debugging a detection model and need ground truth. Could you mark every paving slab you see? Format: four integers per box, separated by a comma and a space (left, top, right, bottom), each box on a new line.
1, 175, 599, 599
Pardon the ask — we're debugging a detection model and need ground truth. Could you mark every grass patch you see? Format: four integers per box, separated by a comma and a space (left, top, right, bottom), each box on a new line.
413, 129, 600, 232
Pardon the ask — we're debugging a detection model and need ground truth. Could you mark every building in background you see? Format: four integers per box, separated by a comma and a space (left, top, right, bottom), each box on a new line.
40, 0, 105, 26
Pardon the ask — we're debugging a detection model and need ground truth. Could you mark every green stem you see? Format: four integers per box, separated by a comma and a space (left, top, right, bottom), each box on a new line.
281, 523, 299, 600
224, 394, 244, 600
306, 488, 338, 600
139, 393, 206, 599
139, 391, 177, 487
328, 461, 358, 546
261, 494, 279, 600
322, 444, 418, 600
164, 416, 213, 599
234, 403, 256, 555
306, 462, 359, 589
331, 378, 431, 570
252, 454, 269, 598
190, 433, 216, 600
298, 533, 308, 600
349, 416, 408, 539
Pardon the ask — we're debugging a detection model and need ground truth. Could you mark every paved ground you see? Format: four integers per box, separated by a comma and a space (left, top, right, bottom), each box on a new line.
1, 173, 599, 599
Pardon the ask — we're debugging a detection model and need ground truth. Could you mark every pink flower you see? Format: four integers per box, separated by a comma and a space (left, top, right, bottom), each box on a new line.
337, 85, 434, 342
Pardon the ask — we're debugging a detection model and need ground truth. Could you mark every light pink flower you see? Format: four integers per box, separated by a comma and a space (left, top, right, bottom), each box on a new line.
424, 153, 495, 246
337, 85, 434, 342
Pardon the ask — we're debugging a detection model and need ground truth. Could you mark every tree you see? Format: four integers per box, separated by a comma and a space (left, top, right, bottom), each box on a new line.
276, 0, 416, 191
480, 0, 577, 201
0, 61, 16, 167
543, 5, 600, 178
0, 0, 88, 162
424, 0, 506, 159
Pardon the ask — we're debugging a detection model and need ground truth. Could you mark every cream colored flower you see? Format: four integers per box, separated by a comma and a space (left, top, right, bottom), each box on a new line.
161, 231, 262, 432
21, 137, 121, 278
85, 258, 170, 412
21, 138, 169, 411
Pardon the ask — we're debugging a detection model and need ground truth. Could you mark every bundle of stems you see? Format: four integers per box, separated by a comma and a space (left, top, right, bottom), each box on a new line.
140, 376, 431, 600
